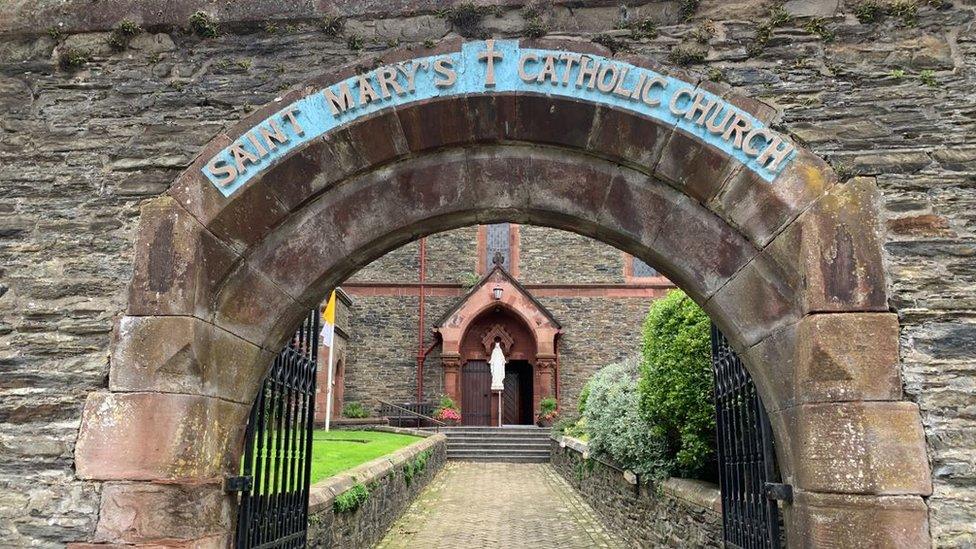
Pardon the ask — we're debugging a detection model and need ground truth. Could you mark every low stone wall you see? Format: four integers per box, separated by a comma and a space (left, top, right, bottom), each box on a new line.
307, 428, 446, 548
550, 436, 722, 548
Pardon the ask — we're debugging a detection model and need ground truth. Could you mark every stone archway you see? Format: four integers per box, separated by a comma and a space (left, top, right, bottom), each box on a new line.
72, 38, 931, 547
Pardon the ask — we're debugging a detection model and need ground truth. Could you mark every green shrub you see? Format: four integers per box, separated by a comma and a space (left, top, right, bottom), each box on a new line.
342, 402, 369, 418
333, 483, 369, 513
539, 397, 558, 415
551, 416, 577, 435
584, 358, 668, 479
638, 289, 715, 478
577, 381, 591, 415
564, 417, 589, 440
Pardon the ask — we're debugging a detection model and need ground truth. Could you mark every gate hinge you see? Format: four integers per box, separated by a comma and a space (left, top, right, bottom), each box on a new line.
225, 475, 253, 493
764, 482, 793, 503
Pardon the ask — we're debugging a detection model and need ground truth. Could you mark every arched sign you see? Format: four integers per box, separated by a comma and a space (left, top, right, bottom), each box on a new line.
203, 39, 796, 196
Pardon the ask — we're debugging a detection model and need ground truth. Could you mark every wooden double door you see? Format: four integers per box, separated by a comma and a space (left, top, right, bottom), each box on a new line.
461, 360, 533, 426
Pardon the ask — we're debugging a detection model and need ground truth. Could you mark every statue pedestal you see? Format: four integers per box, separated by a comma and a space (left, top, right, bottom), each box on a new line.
491, 390, 503, 427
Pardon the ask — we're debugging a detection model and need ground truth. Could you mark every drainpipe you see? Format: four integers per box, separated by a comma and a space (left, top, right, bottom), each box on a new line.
416, 237, 427, 404
555, 332, 561, 406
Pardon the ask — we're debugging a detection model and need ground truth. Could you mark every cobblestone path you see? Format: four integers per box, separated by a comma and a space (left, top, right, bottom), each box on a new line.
376, 461, 624, 548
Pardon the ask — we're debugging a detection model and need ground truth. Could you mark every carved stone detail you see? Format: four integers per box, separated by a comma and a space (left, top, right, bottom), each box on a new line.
481, 324, 514, 355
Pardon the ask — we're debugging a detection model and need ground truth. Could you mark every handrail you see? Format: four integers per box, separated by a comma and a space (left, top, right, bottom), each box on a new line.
376, 399, 446, 430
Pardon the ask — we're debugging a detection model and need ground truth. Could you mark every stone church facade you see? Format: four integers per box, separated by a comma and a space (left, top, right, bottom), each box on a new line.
334, 225, 671, 423
0, 0, 974, 547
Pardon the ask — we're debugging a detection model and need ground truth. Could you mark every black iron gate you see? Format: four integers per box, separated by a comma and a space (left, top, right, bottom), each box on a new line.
711, 324, 785, 549
231, 309, 321, 548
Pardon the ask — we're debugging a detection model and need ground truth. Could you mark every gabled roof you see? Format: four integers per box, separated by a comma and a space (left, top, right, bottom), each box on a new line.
434, 264, 561, 329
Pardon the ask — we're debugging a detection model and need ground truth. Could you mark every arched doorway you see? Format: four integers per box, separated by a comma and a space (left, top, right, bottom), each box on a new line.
73, 39, 931, 546
458, 307, 536, 426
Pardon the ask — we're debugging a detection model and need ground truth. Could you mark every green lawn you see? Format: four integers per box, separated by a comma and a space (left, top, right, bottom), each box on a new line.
309, 430, 421, 484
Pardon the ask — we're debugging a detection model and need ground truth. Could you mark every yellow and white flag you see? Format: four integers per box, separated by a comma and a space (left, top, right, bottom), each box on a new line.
321, 291, 337, 348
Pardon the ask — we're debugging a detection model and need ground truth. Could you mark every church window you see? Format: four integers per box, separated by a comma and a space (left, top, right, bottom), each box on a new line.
486, 223, 511, 271
632, 257, 658, 278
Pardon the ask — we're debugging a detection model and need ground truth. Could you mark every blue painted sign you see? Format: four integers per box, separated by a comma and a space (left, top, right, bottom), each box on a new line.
203, 40, 796, 197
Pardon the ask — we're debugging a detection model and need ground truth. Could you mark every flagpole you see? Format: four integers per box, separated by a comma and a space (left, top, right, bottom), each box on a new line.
322, 291, 338, 432
324, 334, 336, 432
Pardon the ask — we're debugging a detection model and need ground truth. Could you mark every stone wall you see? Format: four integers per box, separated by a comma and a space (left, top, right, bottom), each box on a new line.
0, 0, 973, 545
550, 436, 723, 548
519, 225, 627, 284
306, 428, 446, 548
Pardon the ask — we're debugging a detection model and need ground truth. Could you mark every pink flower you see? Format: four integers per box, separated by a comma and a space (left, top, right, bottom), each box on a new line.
436, 408, 461, 421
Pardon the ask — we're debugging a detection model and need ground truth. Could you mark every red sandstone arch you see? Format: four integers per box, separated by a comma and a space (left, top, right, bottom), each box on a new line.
73, 38, 931, 547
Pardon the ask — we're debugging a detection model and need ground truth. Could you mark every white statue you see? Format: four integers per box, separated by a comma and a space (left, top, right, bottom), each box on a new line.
489, 342, 506, 391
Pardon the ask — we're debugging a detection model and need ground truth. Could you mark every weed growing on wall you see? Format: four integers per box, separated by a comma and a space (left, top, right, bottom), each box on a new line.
333, 482, 370, 513
403, 448, 434, 486
189, 11, 219, 38
107, 19, 141, 51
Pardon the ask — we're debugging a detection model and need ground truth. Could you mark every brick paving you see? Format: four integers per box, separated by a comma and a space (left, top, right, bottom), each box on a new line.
376, 461, 624, 548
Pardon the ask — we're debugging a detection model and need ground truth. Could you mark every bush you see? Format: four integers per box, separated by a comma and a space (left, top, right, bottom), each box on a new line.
584, 357, 668, 479
638, 289, 715, 478
342, 402, 369, 419
539, 397, 558, 415
577, 381, 591, 416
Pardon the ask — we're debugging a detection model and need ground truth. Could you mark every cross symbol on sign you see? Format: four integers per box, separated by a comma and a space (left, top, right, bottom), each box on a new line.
478, 39, 504, 87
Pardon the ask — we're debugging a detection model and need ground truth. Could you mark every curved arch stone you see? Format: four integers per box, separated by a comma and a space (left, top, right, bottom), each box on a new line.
74, 38, 931, 547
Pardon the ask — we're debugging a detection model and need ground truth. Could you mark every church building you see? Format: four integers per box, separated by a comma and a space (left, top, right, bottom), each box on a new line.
318, 223, 675, 425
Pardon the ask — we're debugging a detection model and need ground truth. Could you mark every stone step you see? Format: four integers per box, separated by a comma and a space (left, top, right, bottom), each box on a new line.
448, 448, 550, 456
447, 454, 549, 463
447, 433, 549, 441
447, 440, 550, 452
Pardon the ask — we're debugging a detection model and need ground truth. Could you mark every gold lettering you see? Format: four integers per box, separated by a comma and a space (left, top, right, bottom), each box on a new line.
596, 63, 618, 93
518, 53, 539, 82
323, 83, 355, 115
357, 74, 380, 106
229, 143, 259, 174
536, 55, 559, 85
669, 87, 695, 116
207, 156, 237, 187
376, 66, 405, 99
433, 58, 456, 87
258, 119, 289, 151
641, 76, 667, 106
281, 107, 304, 136
757, 136, 795, 171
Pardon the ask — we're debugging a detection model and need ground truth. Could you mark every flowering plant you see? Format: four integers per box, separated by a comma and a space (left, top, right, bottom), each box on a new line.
435, 407, 461, 422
